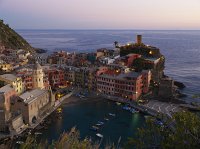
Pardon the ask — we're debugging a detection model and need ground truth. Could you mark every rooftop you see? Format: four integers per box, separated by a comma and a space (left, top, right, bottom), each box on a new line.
0, 74, 18, 81
100, 71, 142, 80
0, 84, 14, 93
117, 71, 142, 79
19, 89, 47, 104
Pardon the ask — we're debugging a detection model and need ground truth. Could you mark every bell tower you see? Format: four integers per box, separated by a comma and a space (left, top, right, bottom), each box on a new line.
32, 61, 44, 89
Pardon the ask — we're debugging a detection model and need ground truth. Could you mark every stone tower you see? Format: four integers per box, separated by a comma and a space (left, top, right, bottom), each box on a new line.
32, 61, 44, 89
136, 35, 142, 45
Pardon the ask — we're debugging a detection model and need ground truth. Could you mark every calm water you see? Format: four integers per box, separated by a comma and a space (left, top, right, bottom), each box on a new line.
40, 100, 145, 146
16, 30, 200, 144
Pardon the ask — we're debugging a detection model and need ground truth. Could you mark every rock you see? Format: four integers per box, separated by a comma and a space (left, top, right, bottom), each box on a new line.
177, 93, 187, 98
35, 48, 47, 54
175, 90, 187, 98
174, 81, 185, 89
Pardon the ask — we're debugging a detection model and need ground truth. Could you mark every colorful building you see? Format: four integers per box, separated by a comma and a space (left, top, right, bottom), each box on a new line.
0, 85, 17, 131
0, 74, 24, 95
0, 63, 13, 72
97, 70, 151, 101
44, 68, 66, 89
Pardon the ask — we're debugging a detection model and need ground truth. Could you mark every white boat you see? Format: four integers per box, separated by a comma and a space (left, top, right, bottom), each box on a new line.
116, 102, 121, 105
90, 126, 99, 131
96, 133, 103, 138
80, 95, 85, 98
98, 121, 104, 125
129, 109, 136, 114
135, 110, 139, 113
96, 123, 103, 126
123, 106, 131, 110
104, 118, 109, 121
109, 113, 116, 117
16, 141, 24, 144
35, 132, 42, 135
92, 126, 99, 130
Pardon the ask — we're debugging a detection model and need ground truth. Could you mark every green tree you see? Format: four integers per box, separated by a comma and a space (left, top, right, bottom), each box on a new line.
132, 58, 145, 72
125, 111, 200, 149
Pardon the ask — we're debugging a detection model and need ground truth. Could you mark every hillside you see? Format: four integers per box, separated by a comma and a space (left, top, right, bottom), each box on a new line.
0, 19, 35, 52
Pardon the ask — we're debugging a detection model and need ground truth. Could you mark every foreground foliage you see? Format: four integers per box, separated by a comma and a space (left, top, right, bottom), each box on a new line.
19, 127, 117, 149
125, 111, 200, 149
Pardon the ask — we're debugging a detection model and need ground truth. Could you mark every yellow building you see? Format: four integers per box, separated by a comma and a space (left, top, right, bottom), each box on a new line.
0, 74, 24, 95
0, 63, 13, 72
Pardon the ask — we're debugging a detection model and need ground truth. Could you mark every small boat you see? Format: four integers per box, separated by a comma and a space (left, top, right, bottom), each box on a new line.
96, 123, 103, 126
97, 121, 104, 125
90, 127, 98, 131
116, 102, 121, 105
16, 141, 24, 144
109, 113, 116, 117
92, 125, 99, 130
135, 109, 139, 113
80, 95, 85, 98
104, 118, 109, 121
96, 133, 103, 138
155, 120, 164, 126
35, 132, 42, 135
123, 106, 131, 111
129, 109, 136, 114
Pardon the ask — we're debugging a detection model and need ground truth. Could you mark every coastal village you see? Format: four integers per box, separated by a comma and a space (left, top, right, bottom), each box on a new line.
0, 34, 189, 141
0, 34, 178, 136
1, 0, 200, 147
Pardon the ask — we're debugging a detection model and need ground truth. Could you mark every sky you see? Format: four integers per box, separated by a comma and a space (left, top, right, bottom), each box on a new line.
0, 0, 200, 30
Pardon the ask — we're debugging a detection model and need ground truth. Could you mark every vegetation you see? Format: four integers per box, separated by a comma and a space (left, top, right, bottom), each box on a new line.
120, 44, 161, 57
16, 127, 118, 149
132, 58, 154, 72
125, 111, 200, 149
0, 19, 34, 52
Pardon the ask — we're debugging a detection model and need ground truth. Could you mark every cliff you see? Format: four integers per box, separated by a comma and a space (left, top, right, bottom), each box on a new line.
0, 19, 35, 52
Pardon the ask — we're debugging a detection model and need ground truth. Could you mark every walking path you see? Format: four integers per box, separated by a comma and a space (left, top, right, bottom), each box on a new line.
101, 94, 183, 118
144, 100, 182, 118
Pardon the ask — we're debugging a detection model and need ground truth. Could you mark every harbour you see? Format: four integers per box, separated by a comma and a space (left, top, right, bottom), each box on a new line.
35, 95, 146, 146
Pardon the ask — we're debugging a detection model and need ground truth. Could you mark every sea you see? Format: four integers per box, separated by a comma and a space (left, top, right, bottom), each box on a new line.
16, 30, 200, 145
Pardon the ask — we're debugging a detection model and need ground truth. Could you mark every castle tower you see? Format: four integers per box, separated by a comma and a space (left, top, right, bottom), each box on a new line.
136, 35, 142, 45
32, 61, 44, 89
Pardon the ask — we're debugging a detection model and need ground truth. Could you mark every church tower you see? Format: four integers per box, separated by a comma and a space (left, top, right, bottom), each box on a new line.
32, 61, 44, 89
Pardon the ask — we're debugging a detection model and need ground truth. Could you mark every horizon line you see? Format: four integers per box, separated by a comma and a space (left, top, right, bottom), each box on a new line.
16, 28, 200, 31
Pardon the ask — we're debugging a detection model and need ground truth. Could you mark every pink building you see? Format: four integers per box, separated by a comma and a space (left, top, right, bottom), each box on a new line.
44, 68, 66, 89
142, 70, 152, 94
126, 54, 141, 67
0, 85, 17, 131
97, 70, 151, 101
